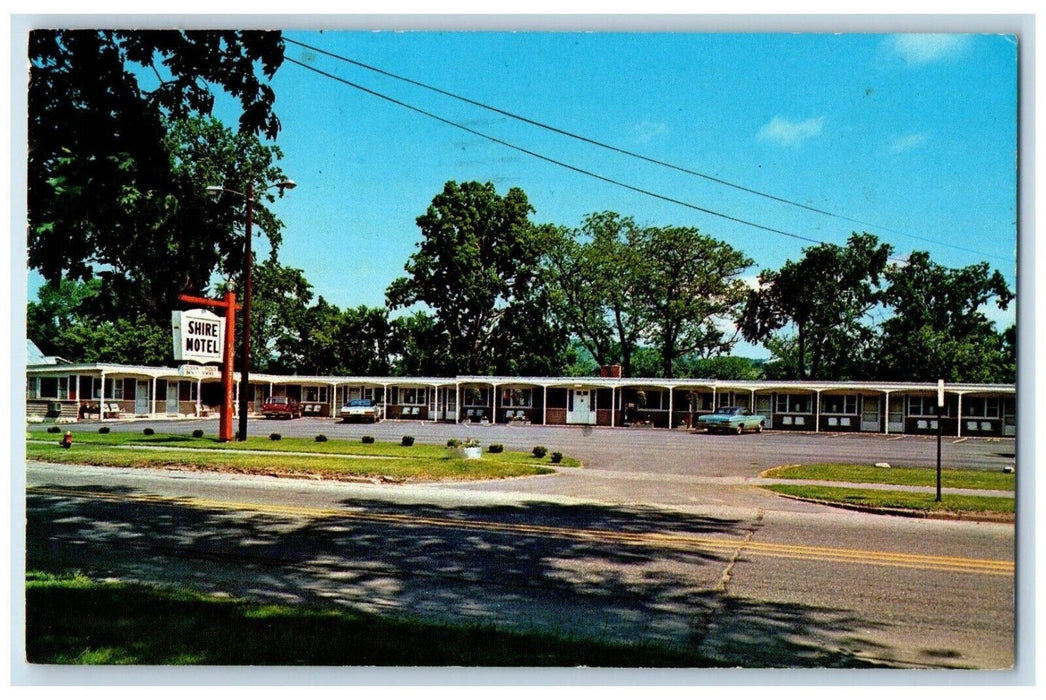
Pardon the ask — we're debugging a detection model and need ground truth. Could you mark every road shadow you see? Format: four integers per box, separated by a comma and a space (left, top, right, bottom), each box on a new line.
26, 485, 952, 668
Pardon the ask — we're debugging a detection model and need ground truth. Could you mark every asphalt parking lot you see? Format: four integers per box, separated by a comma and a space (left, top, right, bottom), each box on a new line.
43, 416, 1016, 511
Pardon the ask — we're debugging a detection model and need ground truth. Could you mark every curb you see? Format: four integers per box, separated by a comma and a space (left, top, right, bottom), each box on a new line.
769, 492, 1015, 524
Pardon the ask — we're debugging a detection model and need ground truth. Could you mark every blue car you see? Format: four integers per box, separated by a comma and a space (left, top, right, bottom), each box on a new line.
697, 406, 767, 434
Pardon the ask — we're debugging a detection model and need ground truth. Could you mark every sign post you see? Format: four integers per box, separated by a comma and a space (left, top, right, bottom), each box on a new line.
936, 379, 945, 502
176, 292, 240, 442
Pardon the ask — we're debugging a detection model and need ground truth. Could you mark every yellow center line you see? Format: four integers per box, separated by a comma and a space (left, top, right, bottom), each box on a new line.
28, 486, 1013, 576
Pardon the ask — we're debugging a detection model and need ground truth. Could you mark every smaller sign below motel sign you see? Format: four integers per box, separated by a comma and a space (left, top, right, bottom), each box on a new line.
172, 309, 225, 364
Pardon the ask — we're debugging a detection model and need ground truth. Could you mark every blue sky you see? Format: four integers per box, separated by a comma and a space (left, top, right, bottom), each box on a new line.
24, 28, 1021, 359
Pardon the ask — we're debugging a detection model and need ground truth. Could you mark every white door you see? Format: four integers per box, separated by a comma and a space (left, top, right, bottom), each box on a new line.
135, 380, 149, 415
166, 382, 179, 415
568, 389, 596, 425
888, 396, 905, 433
861, 395, 881, 432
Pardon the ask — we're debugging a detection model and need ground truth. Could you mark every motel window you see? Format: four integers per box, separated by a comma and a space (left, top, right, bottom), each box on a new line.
688, 392, 714, 411
400, 387, 426, 405
304, 387, 328, 402
908, 396, 954, 417
635, 390, 666, 410
26, 377, 39, 399
93, 378, 124, 400
464, 388, 489, 406
821, 395, 857, 415
501, 388, 533, 407
775, 393, 811, 414
38, 377, 68, 399
964, 397, 1000, 418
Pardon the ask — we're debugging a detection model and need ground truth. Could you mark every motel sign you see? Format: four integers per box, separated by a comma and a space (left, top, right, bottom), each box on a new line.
171, 309, 225, 364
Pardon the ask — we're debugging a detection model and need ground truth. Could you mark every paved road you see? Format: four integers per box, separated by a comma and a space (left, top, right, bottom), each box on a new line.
24, 419, 1016, 669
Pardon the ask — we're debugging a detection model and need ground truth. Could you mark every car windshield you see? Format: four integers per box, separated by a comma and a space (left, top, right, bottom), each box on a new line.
266, 397, 287, 405
714, 407, 741, 415
347, 399, 372, 407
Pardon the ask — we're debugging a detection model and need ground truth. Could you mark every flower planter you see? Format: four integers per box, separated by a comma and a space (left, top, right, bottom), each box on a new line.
462, 446, 482, 459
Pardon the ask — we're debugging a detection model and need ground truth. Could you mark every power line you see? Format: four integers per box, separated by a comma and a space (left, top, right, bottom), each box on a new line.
284, 36, 1014, 265
284, 56, 824, 247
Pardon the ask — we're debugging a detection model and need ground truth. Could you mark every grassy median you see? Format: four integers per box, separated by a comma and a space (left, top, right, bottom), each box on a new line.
760, 463, 1014, 517
26, 431, 577, 482
26, 570, 717, 666
761, 463, 1015, 491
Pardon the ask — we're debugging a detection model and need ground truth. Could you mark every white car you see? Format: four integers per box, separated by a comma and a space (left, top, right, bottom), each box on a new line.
340, 398, 383, 423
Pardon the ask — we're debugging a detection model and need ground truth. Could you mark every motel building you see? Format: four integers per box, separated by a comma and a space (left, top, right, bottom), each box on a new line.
25, 354, 1016, 439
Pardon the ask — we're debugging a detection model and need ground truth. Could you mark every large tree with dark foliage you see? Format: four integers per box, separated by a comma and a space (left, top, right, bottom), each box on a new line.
740, 233, 893, 380
28, 30, 285, 328
875, 252, 1014, 383
386, 181, 564, 376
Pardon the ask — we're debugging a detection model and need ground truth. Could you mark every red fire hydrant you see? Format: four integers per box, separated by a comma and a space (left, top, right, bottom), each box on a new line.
60, 431, 73, 449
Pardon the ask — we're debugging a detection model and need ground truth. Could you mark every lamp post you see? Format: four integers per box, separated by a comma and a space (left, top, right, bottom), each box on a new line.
206, 178, 295, 441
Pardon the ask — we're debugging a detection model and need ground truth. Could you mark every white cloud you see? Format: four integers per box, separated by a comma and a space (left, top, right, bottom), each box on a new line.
632, 120, 667, 143
888, 34, 972, 65
889, 132, 928, 154
757, 116, 824, 146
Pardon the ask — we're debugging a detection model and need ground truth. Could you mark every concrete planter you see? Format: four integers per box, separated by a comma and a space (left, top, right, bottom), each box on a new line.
462, 446, 482, 459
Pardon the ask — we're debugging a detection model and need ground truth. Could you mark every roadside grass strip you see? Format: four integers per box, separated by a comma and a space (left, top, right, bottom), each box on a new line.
764, 484, 1014, 517
760, 463, 1015, 491
29, 486, 1014, 577
26, 431, 579, 475
25, 571, 721, 666
26, 441, 555, 481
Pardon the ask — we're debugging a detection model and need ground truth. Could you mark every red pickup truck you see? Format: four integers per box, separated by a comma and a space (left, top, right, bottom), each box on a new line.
261, 396, 302, 419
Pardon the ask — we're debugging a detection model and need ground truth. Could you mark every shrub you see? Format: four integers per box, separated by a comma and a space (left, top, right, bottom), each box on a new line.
143, 428, 155, 436
47, 426, 61, 434
550, 451, 563, 464
315, 434, 328, 442
98, 427, 110, 434
192, 429, 204, 438
362, 436, 375, 444
447, 438, 461, 448
532, 445, 548, 459
401, 435, 415, 447
488, 443, 504, 454
269, 433, 282, 441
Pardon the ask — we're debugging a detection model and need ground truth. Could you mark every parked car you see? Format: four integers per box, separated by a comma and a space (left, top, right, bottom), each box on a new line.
261, 396, 302, 419
340, 398, 383, 423
697, 406, 766, 434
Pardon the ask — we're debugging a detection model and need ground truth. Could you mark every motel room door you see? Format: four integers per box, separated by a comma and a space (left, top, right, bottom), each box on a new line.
135, 380, 149, 415
888, 395, 905, 434
166, 382, 179, 415
860, 395, 881, 432
567, 389, 596, 425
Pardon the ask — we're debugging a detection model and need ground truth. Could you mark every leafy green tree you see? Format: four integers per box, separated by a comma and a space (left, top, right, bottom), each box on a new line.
29, 30, 285, 324
875, 252, 1013, 382
635, 225, 752, 378
389, 312, 452, 377
674, 355, 765, 380
740, 233, 893, 380
386, 181, 557, 375
545, 212, 646, 375
333, 306, 394, 376
246, 260, 313, 373
28, 279, 171, 365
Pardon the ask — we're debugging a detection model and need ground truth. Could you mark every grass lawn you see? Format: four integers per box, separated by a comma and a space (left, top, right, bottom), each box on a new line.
25, 571, 717, 666
761, 463, 1015, 491
26, 431, 576, 481
763, 484, 1014, 516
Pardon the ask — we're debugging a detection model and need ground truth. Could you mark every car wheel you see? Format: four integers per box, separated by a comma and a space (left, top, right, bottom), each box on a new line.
735, 424, 743, 435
